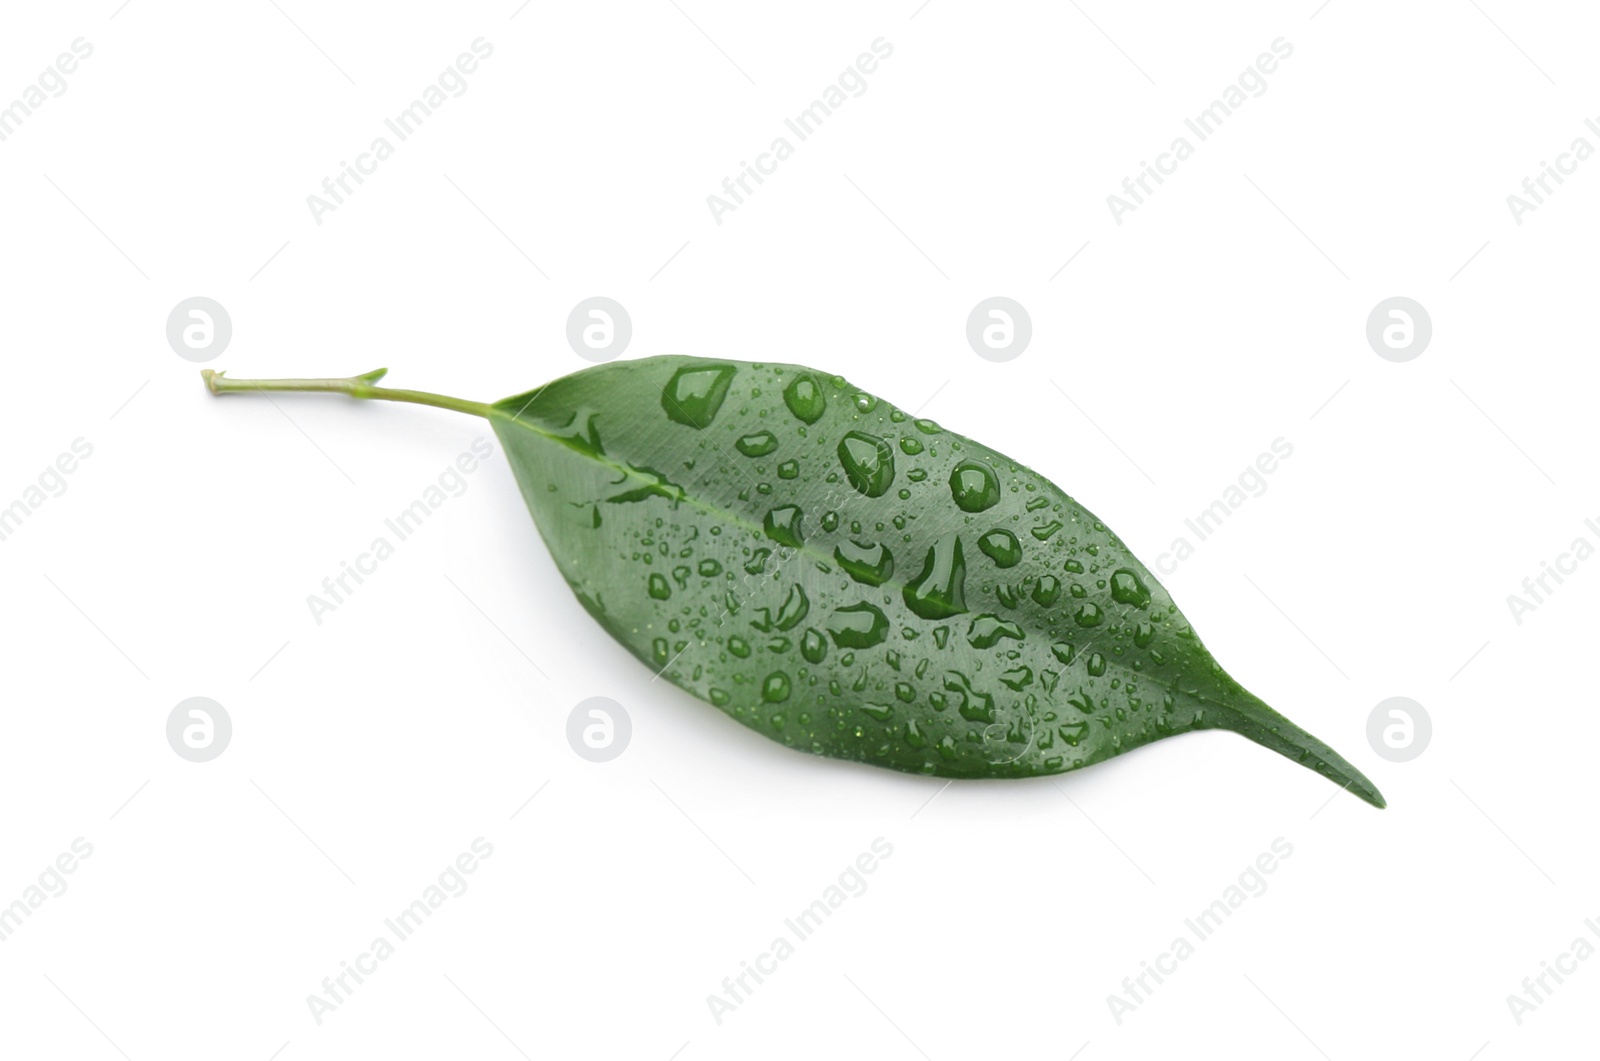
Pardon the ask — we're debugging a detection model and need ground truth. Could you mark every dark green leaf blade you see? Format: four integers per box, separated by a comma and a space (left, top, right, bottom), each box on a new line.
489, 356, 1383, 808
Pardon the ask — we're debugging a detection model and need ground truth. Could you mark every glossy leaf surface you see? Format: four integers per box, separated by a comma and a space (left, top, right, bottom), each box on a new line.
488, 356, 1383, 807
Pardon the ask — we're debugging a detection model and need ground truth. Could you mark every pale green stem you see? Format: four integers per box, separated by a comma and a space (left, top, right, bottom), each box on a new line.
200, 367, 493, 419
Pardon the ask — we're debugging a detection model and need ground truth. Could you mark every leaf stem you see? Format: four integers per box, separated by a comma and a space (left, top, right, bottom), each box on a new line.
200, 367, 494, 419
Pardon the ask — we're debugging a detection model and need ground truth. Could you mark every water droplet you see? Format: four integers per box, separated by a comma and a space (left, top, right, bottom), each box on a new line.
728, 636, 751, 658
698, 559, 722, 577
1031, 521, 1063, 541
949, 459, 1000, 512
763, 505, 804, 547
1086, 652, 1107, 676
894, 682, 916, 702
905, 720, 927, 747
862, 703, 894, 721
735, 431, 778, 457
775, 584, 810, 630
782, 373, 827, 424
899, 436, 924, 456
937, 735, 959, 761
777, 460, 799, 479
914, 418, 940, 435
853, 392, 878, 413
762, 672, 791, 702
661, 364, 736, 428
966, 613, 1024, 648
1032, 575, 1061, 605
903, 534, 968, 619
820, 511, 839, 532
801, 628, 827, 663
1000, 666, 1033, 690
977, 529, 1022, 568
827, 602, 890, 649
1074, 602, 1104, 627
647, 573, 671, 600
1064, 559, 1085, 574
709, 688, 730, 706
1051, 641, 1076, 665
652, 638, 669, 665
837, 431, 895, 497
834, 540, 895, 586
943, 671, 995, 723
1110, 568, 1151, 607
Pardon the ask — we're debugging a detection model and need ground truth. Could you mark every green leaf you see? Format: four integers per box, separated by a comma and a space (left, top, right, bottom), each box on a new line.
203, 358, 1385, 808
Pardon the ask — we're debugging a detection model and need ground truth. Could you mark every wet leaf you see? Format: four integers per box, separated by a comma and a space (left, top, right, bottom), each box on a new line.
204, 357, 1385, 807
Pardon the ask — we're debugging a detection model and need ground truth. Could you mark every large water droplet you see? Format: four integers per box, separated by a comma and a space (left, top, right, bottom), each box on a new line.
903, 534, 968, 619
775, 584, 810, 630
837, 431, 895, 497
763, 505, 804, 547
1000, 666, 1033, 690
904, 719, 927, 747
736, 431, 779, 457
977, 529, 1021, 568
801, 628, 827, 663
949, 459, 1000, 512
762, 671, 791, 702
661, 364, 736, 428
1110, 568, 1151, 607
783, 373, 827, 424
827, 602, 889, 649
1074, 602, 1104, 627
966, 613, 1024, 648
834, 540, 895, 586
647, 573, 671, 600
943, 671, 995, 723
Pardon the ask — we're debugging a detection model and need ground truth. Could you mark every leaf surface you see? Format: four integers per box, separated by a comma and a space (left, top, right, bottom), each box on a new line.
487, 356, 1383, 807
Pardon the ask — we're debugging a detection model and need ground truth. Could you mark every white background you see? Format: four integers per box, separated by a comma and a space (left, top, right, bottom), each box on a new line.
0, 1, 1594, 1057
